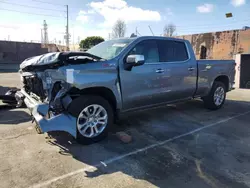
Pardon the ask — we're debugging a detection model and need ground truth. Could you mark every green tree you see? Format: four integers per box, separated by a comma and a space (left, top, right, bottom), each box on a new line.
79, 36, 104, 49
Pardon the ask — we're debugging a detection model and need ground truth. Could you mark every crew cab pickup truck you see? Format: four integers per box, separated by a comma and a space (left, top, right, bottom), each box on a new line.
16, 36, 235, 144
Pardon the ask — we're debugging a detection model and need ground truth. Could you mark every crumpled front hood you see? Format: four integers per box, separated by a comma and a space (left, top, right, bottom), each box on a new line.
20, 52, 103, 72
20, 52, 61, 70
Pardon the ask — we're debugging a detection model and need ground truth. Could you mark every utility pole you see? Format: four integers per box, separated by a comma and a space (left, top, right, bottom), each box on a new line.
72, 25, 75, 50
43, 20, 48, 44
65, 5, 69, 50
41, 29, 43, 43
77, 36, 80, 44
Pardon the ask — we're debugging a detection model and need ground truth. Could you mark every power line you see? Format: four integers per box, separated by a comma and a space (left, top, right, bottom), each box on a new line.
161, 19, 250, 35
0, 25, 20, 29
0, 0, 65, 12
177, 27, 248, 34
32, 0, 65, 7
32, 0, 79, 10
0, 8, 65, 18
176, 23, 250, 32
160, 19, 250, 34
173, 28, 244, 35
175, 18, 250, 29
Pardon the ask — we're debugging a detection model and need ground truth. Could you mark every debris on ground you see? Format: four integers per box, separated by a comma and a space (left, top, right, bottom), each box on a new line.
116, 131, 132, 143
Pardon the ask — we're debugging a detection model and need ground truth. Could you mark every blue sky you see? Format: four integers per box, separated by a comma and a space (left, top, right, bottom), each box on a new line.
0, 0, 249, 46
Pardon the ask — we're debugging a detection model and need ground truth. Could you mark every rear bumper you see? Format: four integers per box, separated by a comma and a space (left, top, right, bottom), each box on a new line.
229, 82, 235, 91
18, 89, 77, 138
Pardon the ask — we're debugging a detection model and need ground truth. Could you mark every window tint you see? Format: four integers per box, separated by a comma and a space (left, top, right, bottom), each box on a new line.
158, 40, 188, 62
129, 40, 159, 63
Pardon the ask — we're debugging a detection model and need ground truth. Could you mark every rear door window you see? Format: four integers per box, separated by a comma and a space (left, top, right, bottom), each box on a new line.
157, 40, 188, 62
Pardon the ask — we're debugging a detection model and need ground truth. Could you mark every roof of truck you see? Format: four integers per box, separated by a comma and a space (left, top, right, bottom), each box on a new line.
119, 36, 188, 43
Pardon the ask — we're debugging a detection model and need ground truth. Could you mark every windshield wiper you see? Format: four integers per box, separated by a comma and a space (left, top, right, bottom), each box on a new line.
85, 52, 106, 61
62, 52, 106, 62
69, 56, 95, 61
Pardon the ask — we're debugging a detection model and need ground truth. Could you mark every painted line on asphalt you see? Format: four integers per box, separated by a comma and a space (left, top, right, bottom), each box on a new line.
29, 110, 250, 188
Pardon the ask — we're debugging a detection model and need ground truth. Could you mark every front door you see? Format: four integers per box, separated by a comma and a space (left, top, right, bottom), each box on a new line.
119, 39, 168, 111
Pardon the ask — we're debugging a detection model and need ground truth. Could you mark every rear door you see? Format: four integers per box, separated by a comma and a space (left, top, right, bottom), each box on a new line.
156, 39, 197, 101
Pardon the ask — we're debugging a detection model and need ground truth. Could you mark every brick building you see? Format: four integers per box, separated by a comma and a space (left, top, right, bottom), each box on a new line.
176, 29, 250, 60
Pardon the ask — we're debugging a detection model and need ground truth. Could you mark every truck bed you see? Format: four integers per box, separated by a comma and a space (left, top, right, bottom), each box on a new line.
196, 59, 235, 96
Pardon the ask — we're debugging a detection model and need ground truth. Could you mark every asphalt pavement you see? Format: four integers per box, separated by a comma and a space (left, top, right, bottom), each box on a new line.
0, 73, 250, 188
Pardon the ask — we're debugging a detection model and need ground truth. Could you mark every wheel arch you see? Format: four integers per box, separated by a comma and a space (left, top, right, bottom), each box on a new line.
213, 75, 229, 91
68, 86, 118, 113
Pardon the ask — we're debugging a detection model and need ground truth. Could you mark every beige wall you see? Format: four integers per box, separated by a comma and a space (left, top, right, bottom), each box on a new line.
176, 29, 250, 60
0, 41, 68, 64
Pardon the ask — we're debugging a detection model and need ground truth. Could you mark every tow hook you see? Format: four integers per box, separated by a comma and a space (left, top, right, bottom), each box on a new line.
31, 115, 42, 134
31, 116, 35, 123
35, 122, 42, 134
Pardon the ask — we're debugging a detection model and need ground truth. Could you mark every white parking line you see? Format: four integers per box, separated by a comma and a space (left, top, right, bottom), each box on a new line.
30, 110, 250, 188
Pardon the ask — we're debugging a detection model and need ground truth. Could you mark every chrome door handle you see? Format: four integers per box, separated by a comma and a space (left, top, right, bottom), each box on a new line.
155, 69, 164, 73
188, 67, 195, 71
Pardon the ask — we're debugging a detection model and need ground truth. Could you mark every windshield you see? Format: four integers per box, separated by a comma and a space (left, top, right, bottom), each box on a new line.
87, 39, 135, 60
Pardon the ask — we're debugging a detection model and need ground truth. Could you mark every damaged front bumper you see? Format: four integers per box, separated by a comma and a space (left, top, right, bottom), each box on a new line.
18, 89, 77, 138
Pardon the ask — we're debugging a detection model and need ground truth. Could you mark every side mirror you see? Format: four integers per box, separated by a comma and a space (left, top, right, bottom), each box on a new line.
126, 55, 145, 66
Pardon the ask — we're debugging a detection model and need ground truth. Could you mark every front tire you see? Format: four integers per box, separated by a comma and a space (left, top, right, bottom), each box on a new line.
203, 81, 226, 110
68, 95, 114, 145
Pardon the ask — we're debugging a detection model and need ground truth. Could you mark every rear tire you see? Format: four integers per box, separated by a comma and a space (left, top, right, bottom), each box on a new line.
68, 95, 114, 145
203, 81, 226, 110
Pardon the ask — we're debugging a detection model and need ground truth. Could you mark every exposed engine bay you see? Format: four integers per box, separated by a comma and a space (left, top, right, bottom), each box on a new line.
23, 75, 46, 101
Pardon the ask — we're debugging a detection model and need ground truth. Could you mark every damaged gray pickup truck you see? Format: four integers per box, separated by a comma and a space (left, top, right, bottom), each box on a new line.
15, 36, 235, 144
